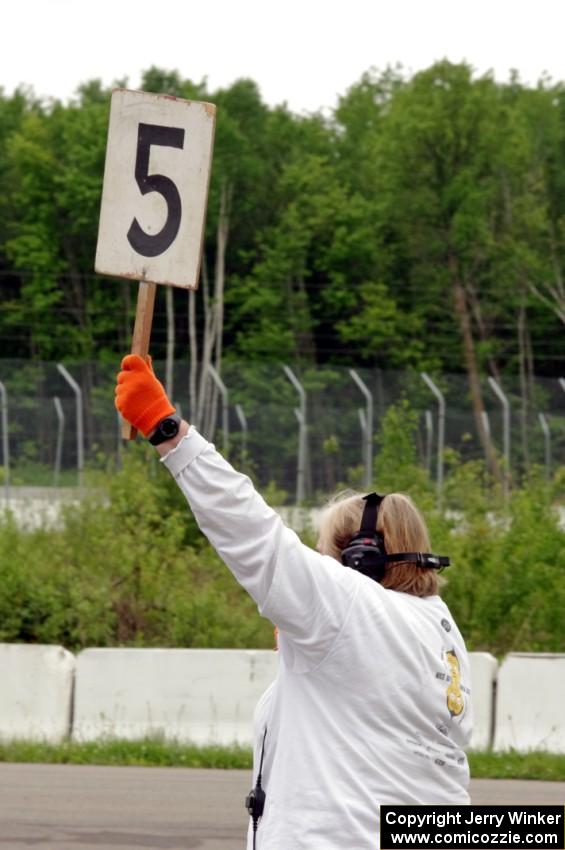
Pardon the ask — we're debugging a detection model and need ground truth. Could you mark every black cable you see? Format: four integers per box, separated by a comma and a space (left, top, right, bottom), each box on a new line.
247, 727, 267, 850
257, 727, 267, 783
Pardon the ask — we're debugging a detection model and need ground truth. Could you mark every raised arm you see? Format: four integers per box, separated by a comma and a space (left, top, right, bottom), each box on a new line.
115, 355, 361, 667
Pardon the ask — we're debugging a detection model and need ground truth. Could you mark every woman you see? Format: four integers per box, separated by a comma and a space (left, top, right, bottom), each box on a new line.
115, 354, 473, 850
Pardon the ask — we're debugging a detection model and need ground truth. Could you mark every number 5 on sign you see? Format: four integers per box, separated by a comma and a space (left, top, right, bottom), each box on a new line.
96, 89, 216, 288
95, 89, 216, 439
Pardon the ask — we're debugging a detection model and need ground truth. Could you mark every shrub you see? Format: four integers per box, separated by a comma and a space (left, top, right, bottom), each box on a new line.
0, 415, 563, 655
0, 444, 273, 651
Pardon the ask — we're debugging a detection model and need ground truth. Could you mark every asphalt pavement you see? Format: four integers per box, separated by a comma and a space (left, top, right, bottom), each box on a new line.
0, 763, 563, 849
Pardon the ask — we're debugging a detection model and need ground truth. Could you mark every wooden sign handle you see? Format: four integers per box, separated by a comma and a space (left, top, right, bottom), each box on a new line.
122, 281, 158, 440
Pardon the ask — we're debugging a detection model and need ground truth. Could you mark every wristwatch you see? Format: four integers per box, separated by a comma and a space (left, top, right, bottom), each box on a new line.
148, 413, 182, 446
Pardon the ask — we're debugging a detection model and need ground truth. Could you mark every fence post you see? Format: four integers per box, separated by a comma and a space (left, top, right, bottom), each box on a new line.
56, 365, 84, 488
283, 365, 307, 504
421, 373, 445, 509
0, 381, 9, 503
349, 369, 373, 489
235, 404, 248, 466
424, 410, 433, 475
538, 413, 551, 480
53, 396, 65, 488
173, 402, 183, 421
481, 409, 491, 438
487, 376, 510, 504
208, 365, 229, 454
358, 409, 367, 438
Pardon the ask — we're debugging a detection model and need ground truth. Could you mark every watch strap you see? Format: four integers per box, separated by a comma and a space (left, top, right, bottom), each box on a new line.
148, 414, 181, 446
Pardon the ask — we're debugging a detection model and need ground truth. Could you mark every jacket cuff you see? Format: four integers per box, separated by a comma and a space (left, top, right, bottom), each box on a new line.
160, 427, 209, 477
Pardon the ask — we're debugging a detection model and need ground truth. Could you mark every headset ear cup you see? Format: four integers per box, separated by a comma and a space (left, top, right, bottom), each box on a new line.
339, 493, 388, 582
373, 563, 386, 583
341, 536, 387, 583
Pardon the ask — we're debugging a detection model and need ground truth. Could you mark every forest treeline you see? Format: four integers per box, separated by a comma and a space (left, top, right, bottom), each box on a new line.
1, 62, 564, 404
1, 61, 564, 651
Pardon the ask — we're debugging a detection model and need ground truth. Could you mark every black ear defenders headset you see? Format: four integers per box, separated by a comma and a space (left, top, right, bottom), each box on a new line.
340, 492, 450, 583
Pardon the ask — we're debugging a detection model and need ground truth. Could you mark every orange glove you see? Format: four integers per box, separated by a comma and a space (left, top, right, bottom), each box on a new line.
115, 355, 176, 437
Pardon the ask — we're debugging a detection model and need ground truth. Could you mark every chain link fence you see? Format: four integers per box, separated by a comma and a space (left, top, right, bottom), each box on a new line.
0, 359, 564, 501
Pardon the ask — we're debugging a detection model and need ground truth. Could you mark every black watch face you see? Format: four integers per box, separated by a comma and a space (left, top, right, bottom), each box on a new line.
160, 417, 179, 438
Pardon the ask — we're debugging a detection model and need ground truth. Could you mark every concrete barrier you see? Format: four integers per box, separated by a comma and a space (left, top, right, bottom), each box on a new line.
0, 643, 75, 743
0, 487, 83, 531
72, 648, 279, 745
467, 652, 497, 750
1, 645, 562, 752
494, 653, 565, 752
71, 648, 498, 749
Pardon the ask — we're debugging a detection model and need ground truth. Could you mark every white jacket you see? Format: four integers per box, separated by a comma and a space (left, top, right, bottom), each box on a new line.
163, 428, 473, 850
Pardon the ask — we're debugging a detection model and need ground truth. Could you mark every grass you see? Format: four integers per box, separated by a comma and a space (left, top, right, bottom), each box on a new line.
1, 739, 564, 780
0, 738, 253, 769
468, 750, 565, 782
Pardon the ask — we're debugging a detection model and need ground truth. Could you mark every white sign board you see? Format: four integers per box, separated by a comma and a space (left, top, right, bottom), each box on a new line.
95, 89, 216, 289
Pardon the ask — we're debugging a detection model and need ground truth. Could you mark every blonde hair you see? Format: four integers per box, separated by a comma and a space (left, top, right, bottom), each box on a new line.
317, 490, 444, 597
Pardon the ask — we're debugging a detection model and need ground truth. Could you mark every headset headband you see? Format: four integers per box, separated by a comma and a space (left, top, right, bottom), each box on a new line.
359, 492, 384, 536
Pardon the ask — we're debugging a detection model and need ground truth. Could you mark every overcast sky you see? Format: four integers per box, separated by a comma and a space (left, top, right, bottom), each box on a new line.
3, 0, 565, 113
